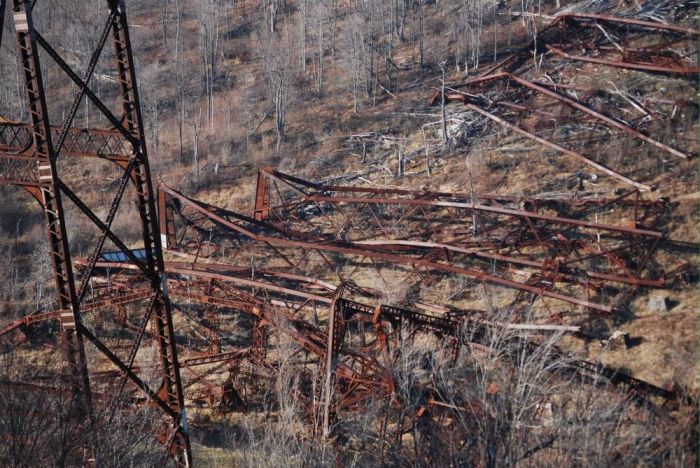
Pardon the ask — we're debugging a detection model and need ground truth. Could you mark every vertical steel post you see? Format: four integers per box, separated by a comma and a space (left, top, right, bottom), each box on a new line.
2, 1, 192, 464
322, 293, 346, 437
253, 168, 271, 221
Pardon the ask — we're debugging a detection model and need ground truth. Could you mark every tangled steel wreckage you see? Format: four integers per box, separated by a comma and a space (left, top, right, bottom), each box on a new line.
0, 0, 698, 466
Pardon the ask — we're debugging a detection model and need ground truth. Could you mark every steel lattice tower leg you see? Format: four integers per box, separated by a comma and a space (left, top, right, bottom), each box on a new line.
109, 2, 192, 463
2, 0, 192, 464
10, 0, 95, 443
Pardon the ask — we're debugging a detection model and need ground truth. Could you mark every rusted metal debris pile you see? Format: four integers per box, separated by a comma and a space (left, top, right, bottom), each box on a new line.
153, 169, 693, 410
10, 164, 690, 433
0, 4, 697, 465
2, 162, 694, 447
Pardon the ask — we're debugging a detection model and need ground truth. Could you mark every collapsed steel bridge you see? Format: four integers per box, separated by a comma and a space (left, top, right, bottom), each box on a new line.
0, 5, 697, 464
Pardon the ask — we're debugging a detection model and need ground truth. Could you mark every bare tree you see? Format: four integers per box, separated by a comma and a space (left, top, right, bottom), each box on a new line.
257, 20, 294, 153
198, 0, 222, 130
439, 59, 448, 144
263, 0, 284, 34
300, 0, 308, 70
0, 350, 163, 467
314, 0, 327, 93
189, 106, 203, 180
343, 4, 367, 112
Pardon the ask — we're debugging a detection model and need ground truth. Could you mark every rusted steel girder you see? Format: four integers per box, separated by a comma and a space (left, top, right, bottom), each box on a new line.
505, 73, 690, 160
347, 299, 678, 403
560, 13, 698, 36
321, 288, 348, 436
4, 1, 95, 451
182, 348, 250, 368
159, 184, 620, 312
463, 102, 652, 191
172, 274, 393, 411
549, 13, 699, 75
254, 167, 668, 230
254, 167, 667, 218
556, 13, 700, 70
0, 122, 130, 164
260, 184, 664, 237
69, 250, 685, 419
544, 44, 699, 75
0, 288, 152, 339
252, 168, 670, 291
161, 179, 693, 314
81, 263, 681, 411
79, 264, 397, 414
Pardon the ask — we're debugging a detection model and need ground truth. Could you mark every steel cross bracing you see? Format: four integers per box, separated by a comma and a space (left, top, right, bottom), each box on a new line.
156, 172, 692, 315
0, 0, 191, 464
2, 244, 682, 433
525, 13, 699, 76
0, 121, 131, 166
1, 4, 695, 455
252, 168, 672, 286
46, 261, 683, 420
152, 173, 691, 407
172, 274, 681, 407
2, 1, 95, 455
253, 168, 696, 301
5, 170, 684, 426
120, 176, 687, 419
50, 262, 394, 418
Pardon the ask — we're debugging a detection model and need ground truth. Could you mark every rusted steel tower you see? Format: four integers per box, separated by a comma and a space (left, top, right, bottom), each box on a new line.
0, 0, 191, 464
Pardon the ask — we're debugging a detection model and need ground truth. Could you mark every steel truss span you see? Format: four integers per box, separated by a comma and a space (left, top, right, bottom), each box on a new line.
1, 165, 690, 444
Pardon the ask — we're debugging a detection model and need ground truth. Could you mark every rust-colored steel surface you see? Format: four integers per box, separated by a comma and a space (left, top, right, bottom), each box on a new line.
61, 257, 679, 420
426, 14, 697, 195
430, 71, 695, 190
257, 168, 690, 307
89, 170, 683, 423
458, 13, 699, 83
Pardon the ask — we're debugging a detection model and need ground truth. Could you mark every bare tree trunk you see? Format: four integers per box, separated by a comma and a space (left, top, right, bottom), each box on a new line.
423, 128, 431, 176
257, 7, 291, 155
330, 0, 337, 61
440, 62, 448, 144
175, 0, 184, 163
193, 107, 202, 179
316, 1, 324, 93
419, 0, 425, 68
275, 83, 285, 152
300, 0, 307, 70
396, 145, 404, 178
